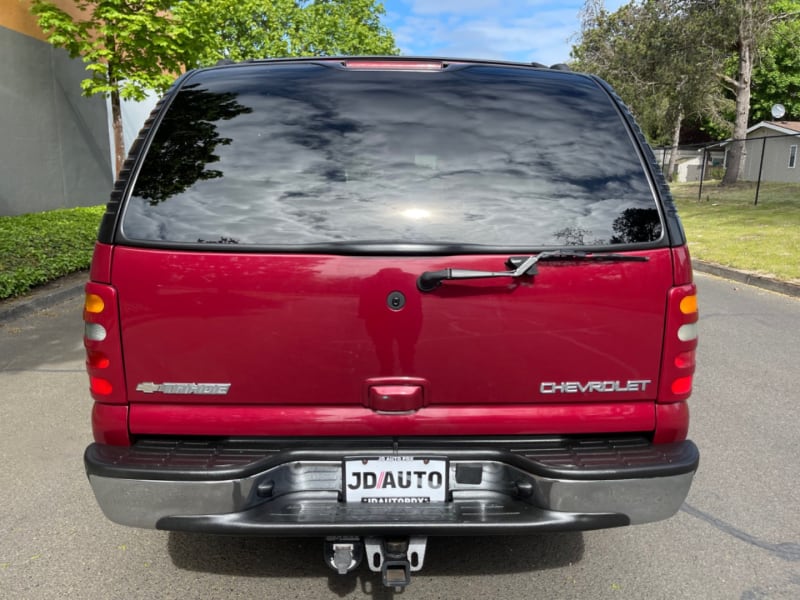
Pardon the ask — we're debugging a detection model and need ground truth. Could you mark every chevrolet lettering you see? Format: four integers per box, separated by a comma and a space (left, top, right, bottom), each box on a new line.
539, 380, 652, 394
82, 57, 700, 588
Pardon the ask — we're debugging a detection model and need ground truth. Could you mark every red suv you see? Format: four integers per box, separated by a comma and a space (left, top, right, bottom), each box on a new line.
83, 57, 699, 588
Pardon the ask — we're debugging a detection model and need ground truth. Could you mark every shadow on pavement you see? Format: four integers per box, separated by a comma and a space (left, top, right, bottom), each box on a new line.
167, 531, 584, 596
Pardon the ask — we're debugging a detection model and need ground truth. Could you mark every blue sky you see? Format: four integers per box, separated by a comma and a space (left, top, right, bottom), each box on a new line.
382, 0, 627, 66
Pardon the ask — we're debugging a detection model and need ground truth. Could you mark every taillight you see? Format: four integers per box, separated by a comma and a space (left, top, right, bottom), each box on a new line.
90, 376, 114, 396
85, 293, 105, 313
659, 283, 698, 403
83, 283, 126, 404
86, 350, 110, 369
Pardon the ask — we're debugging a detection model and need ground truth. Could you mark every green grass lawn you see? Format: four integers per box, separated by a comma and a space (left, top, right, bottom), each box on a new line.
0, 206, 104, 300
671, 181, 800, 283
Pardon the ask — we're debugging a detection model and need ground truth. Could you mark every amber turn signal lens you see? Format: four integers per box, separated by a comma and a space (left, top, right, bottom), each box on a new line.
85, 293, 105, 314
679, 295, 698, 315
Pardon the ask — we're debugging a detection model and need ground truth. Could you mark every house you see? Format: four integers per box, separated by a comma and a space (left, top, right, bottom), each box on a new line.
735, 121, 800, 183
0, 0, 112, 216
652, 146, 725, 182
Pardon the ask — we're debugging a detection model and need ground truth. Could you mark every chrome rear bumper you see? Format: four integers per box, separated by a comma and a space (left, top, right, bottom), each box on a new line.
85, 436, 698, 534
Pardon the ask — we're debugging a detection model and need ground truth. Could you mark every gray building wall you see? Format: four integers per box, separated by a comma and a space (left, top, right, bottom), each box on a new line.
0, 25, 113, 216
741, 130, 800, 184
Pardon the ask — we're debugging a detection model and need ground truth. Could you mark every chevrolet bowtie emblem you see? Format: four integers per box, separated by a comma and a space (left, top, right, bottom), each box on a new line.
135, 382, 161, 393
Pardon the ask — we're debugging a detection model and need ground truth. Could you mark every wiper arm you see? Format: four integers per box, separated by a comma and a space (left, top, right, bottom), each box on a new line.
417, 251, 649, 292
417, 254, 539, 292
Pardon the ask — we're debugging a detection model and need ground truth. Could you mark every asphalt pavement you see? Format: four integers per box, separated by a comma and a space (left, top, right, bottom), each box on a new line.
0, 270, 798, 599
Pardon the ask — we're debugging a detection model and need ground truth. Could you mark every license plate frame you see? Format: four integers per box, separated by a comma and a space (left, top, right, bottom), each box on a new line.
343, 456, 448, 504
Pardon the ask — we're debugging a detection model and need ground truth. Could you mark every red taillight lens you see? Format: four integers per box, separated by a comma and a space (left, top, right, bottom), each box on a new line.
90, 376, 113, 395
670, 376, 693, 396
86, 350, 110, 369
674, 350, 696, 369
659, 283, 698, 403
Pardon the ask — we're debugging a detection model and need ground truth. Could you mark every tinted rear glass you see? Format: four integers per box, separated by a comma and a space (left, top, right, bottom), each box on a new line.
121, 63, 662, 248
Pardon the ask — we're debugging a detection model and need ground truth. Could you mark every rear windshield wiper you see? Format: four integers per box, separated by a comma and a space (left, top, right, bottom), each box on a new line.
417, 251, 649, 292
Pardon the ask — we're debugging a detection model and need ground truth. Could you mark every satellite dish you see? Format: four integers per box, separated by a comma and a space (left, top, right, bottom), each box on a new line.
771, 104, 786, 120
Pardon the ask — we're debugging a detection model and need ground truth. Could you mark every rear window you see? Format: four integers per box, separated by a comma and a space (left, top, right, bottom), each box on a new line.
121, 63, 662, 248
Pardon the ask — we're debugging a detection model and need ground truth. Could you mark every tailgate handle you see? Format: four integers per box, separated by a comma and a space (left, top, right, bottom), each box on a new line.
368, 385, 424, 412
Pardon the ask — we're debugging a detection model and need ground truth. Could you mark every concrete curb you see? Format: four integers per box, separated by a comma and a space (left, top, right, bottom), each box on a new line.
0, 271, 88, 323
692, 260, 800, 298
0, 260, 797, 324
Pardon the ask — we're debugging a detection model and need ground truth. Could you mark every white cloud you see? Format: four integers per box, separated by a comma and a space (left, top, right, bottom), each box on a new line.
385, 0, 629, 65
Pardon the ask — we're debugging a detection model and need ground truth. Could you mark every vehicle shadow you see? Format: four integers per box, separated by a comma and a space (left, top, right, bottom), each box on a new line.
167, 531, 584, 598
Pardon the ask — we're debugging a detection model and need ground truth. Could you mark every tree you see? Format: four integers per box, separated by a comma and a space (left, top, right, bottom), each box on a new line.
572, 1, 724, 180
295, 0, 398, 56
750, 1, 800, 121
674, 0, 799, 184
573, 0, 800, 185
572, 3, 656, 134
707, 0, 775, 184
31, 0, 199, 176
170, 0, 296, 64
173, 0, 397, 65
31, 0, 397, 176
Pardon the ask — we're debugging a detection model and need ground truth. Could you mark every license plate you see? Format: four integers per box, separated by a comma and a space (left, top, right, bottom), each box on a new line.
343, 456, 448, 504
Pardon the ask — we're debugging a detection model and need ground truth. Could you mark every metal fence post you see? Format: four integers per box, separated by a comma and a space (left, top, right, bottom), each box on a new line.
698, 148, 707, 200
754, 137, 767, 206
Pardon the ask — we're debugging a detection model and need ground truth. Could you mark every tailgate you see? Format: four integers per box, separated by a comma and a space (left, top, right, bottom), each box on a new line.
114, 247, 670, 414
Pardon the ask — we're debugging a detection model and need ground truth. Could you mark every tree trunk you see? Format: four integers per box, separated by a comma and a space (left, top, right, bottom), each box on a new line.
666, 108, 683, 182
722, 0, 755, 186
106, 35, 125, 179
110, 88, 125, 178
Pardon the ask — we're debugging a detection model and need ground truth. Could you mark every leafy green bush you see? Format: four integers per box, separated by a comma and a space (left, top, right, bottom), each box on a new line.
0, 206, 104, 299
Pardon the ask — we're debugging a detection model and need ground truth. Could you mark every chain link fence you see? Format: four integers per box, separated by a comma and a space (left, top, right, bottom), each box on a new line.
654, 131, 800, 205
